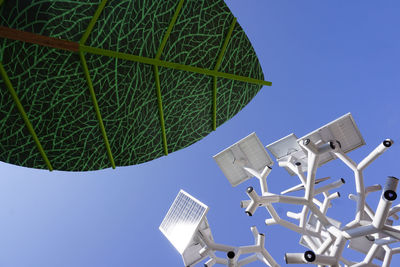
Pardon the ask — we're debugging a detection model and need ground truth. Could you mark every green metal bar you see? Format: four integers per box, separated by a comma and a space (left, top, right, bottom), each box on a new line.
153, 65, 168, 155
80, 0, 108, 45
153, 0, 184, 155
214, 17, 237, 71
80, 45, 272, 86
0, 62, 53, 171
212, 17, 237, 130
155, 0, 184, 59
79, 51, 116, 169
212, 76, 217, 130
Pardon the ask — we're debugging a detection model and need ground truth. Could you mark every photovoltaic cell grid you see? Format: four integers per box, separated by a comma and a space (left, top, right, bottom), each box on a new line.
160, 190, 208, 254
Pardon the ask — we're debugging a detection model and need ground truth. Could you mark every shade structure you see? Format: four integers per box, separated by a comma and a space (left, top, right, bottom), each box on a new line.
0, 0, 271, 171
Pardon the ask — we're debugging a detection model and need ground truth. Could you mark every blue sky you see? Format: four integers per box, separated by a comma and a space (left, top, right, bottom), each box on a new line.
1, 1, 400, 266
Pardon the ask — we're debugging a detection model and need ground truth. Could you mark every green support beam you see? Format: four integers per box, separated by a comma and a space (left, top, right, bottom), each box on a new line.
80, 0, 108, 45
212, 17, 237, 130
153, 0, 185, 155
214, 18, 237, 71
0, 62, 53, 171
0, 26, 272, 87
80, 45, 272, 86
155, 0, 184, 59
212, 76, 218, 130
79, 51, 116, 169
153, 65, 168, 155
79, 0, 114, 168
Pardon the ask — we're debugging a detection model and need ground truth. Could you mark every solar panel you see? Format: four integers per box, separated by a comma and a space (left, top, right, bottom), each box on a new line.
267, 114, 365, 175
299, 113, 365, 166
214, 132, 273, 187
266, 133, 300, 160
159, 190, 209, 254
266, 133, 308, 175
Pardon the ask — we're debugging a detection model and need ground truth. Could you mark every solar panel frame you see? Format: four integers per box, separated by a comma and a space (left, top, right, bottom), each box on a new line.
213, 132, 273, 187
266, 133, 301, 160
298, 113, 365, 166
266, 133, 308, 175
159, 190, 209, 254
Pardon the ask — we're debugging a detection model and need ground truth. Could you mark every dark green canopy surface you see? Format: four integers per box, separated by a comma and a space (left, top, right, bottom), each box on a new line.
0, 0, 270, 171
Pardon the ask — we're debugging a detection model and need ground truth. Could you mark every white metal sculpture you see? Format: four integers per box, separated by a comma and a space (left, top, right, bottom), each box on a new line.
160, 113, 398, 266
160, 190, 278, 267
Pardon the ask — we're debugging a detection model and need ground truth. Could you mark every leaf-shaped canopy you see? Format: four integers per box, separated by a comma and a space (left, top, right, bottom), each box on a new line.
0, 0, 271, 171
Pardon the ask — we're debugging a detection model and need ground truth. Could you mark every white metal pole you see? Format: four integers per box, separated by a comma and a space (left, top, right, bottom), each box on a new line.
314, 178, 345, 195
372, 177, 398, 229
342, 224, 376, 239
284, 253, 306, 264
237, 254, 257, 266
357, 139, 393, 171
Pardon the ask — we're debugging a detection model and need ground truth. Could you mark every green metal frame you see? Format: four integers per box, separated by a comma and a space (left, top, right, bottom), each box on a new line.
77, 0, 115, 168
155, 0, 184, 60
79, 51, 116, 169
80, 0, 108, 46
153, 0, 185, 155
0, 24, 272, 88
153, 65, 168, 155
0, 62, 53, 171
212, 17, 237, 130
80, 45, 271, 86
214, 18, 237, 71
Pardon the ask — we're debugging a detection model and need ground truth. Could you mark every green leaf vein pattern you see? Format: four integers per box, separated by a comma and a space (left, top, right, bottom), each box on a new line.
0, 0, 270, 171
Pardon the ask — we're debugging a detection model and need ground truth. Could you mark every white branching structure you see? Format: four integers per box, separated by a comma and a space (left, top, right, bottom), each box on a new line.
161, 113, 398, 266
159, 190, 279, 267
196, 224, 278, 267
243, 138, 396, 266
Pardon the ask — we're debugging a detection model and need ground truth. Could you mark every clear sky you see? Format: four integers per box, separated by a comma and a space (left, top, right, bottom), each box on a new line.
1, 1, 400, 266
